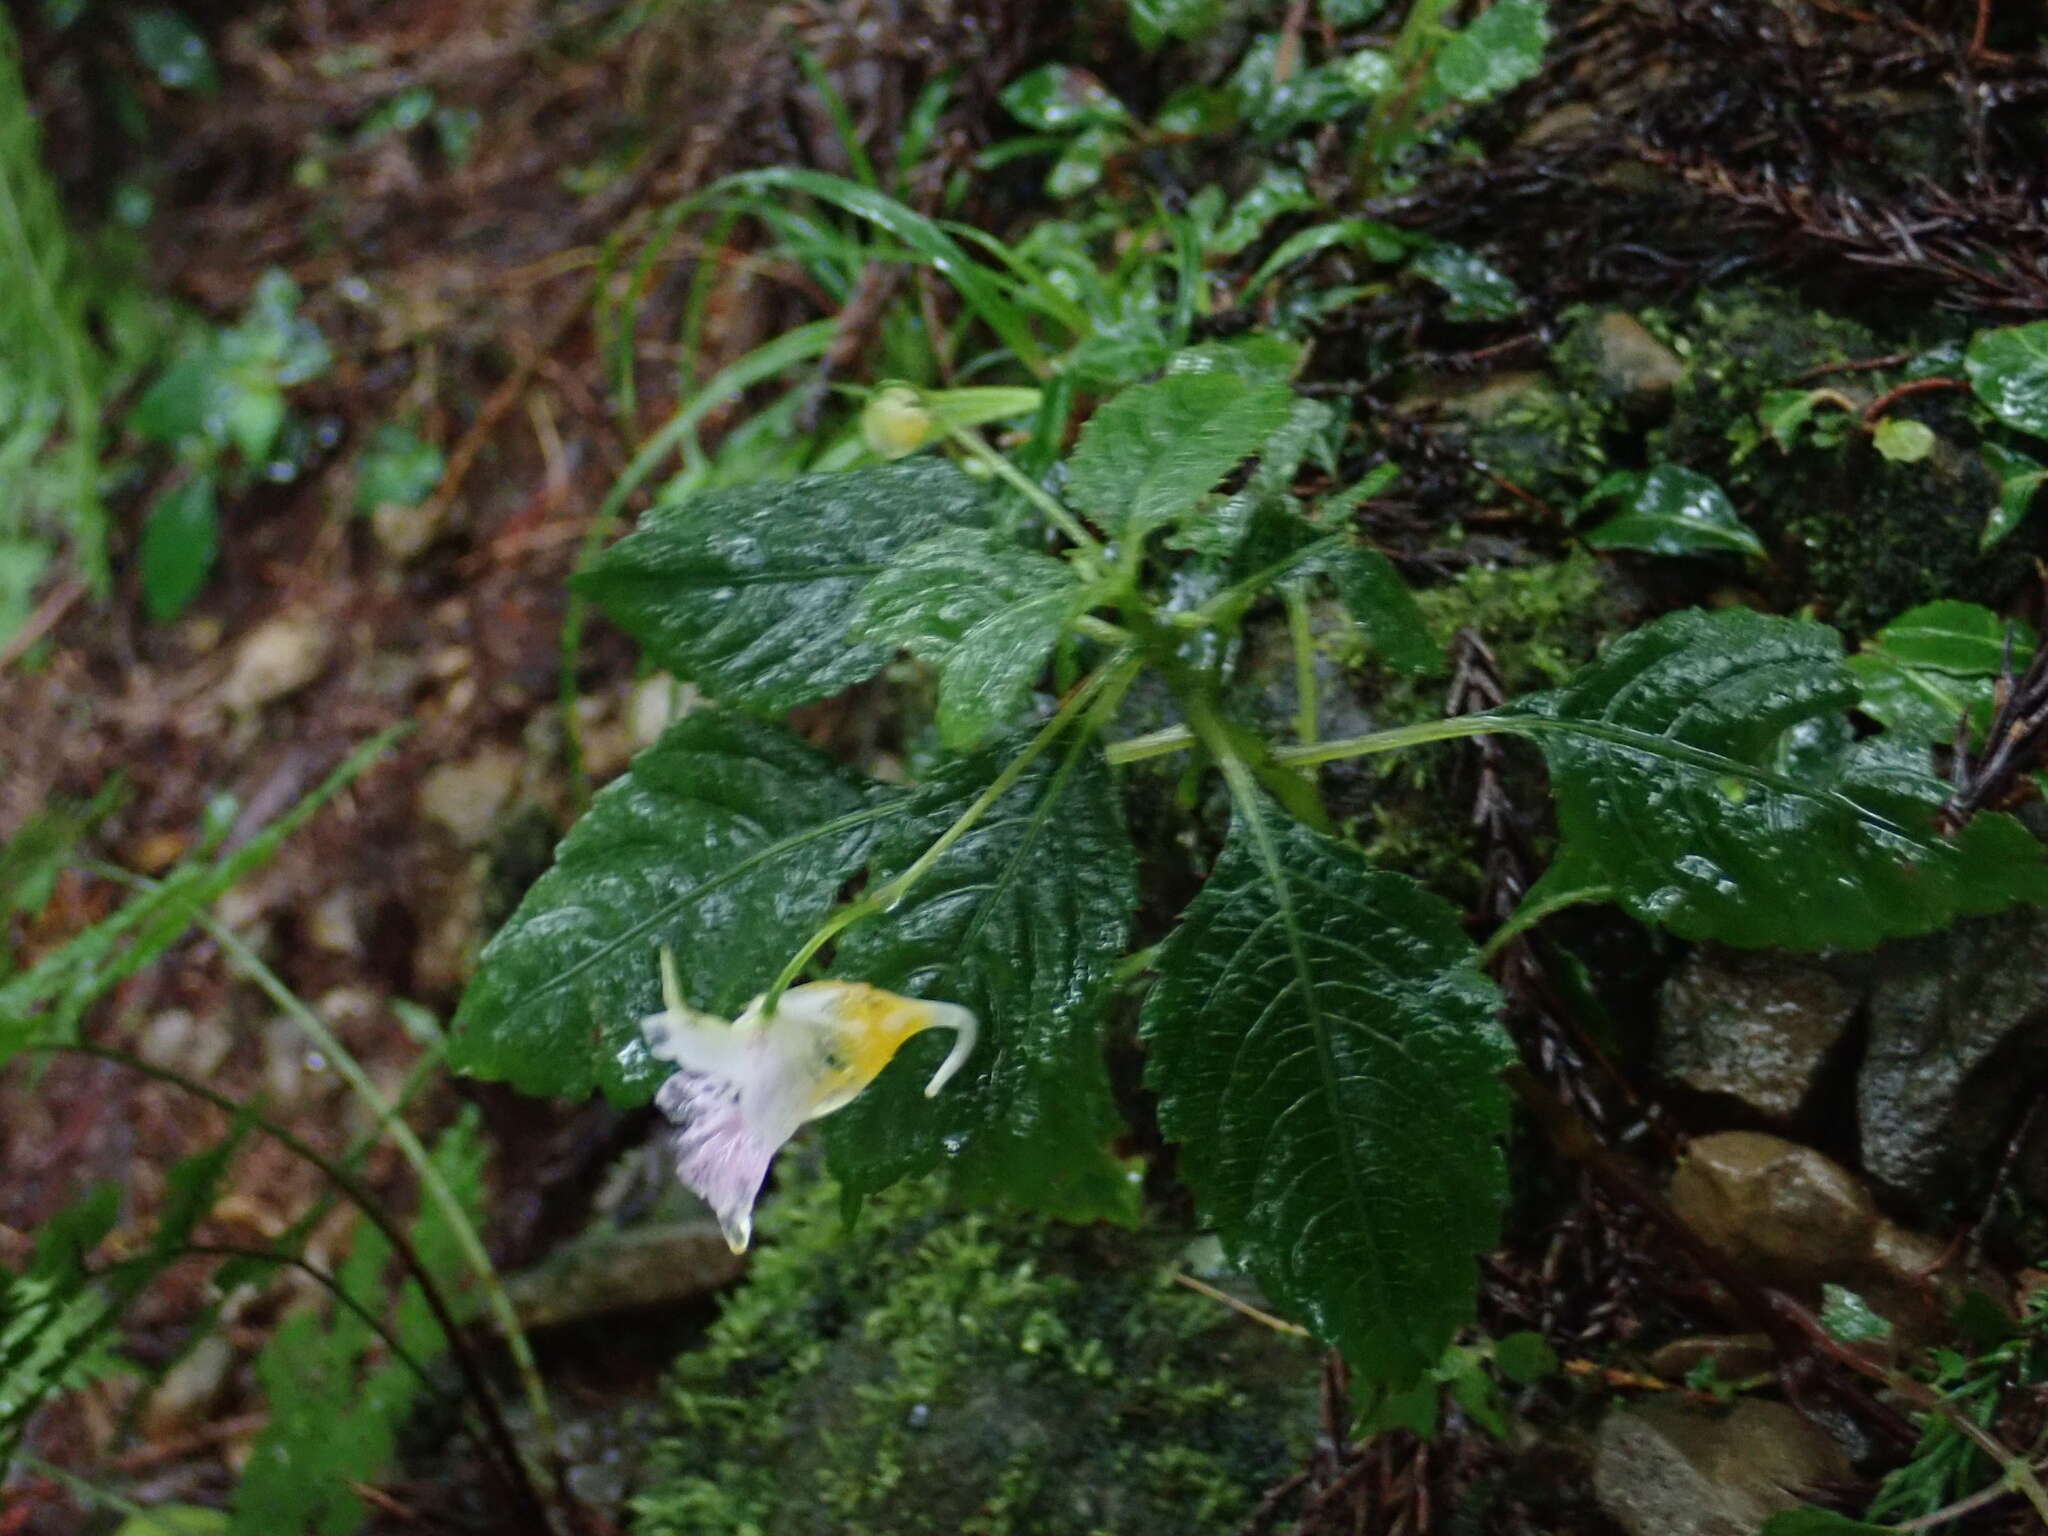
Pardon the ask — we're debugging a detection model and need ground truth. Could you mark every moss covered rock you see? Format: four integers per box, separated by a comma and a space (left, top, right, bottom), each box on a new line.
634, 1165, 1318, 1536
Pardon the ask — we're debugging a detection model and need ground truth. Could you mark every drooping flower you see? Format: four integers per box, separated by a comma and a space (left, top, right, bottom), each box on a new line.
640, 949, 977, 1252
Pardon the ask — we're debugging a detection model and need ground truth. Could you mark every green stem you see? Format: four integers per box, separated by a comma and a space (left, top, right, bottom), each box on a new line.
1191, 534, 1342, 628
1073, 614, 1133, 648
1283, 584, 1319, 747
15, 1456, 187, 1533
173, 1243, 450, 1403
765, 649, 1140, 1005
938, 418, 1108, 572
194, 915, 559, 1458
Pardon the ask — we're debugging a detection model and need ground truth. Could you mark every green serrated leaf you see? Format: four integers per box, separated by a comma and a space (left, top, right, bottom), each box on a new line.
575, 461, 990, 714
1067, 373, 1296, 541
853, 529, 1080, 747
1410, 244, 1523, 322
1871, 416, 1935, 464
1142, 809, 1512, 1385
1167, 335, 1307, 387
1980, 441, 2047, 549
1584, 464, 1764, 558
1819, 1283, 1893, 1345
1433, 0, 1550, 103
825, 744, 1139, 1224
140, 472, 218, 621
1848, 600, 2032, 744
936, 592, 1075, 749
1966, 321, 2048, 439
854, 529, 1075, 662
1325, 544, 1441, 676
448, 713, 896, 1102
1522, 607, 2048, 950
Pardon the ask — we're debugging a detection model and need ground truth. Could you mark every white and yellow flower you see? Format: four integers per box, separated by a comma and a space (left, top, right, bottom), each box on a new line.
641, 949, 977, 1252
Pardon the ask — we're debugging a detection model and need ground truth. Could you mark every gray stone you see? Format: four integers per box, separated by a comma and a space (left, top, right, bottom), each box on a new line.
1594, 1399, 1847, 1536
221, 615, 332, 710
417, 748, 523, 849
1658, 947, 1858, 1120
1588, 312, 1684, 404
508, 1221, 747, 1331
1853, 907, 2048, 1210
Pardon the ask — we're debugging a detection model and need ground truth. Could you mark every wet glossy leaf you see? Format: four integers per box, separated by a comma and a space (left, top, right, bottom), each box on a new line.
1521, 607, 2048, 950
1067, 372, 1295, 540
576, 461, 990, 713
1410, 244, 1523, 321
1143, 808, 1511, 1385
1129, 0, 1223, 48
1871, 416, 1935, 464
1326, 544, 1441, 676
1759, 387, 1826, 449
1433, 0, 1550, 103
1210, 166, 1316, 256
1230, 36, 1387, 135
853, 529, 1082, 747
826, 745, 1139, 1223
1167, 335, 1306, 387
127, 8, 216, 92
140, 473, 218, 622
1848, 600, 2033, 744
1966, 321, 2048, 439
1047, 127, 1121, 197
1152, 84, 1238, 135
1000, 65, 1132, 132
1584, 464, 1765, 558
448, 713, 896, 1102
1820, 1284, 1893, 1345
1980, 441, 2047, 549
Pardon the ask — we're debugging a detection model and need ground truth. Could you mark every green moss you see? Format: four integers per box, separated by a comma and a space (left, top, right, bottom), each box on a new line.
1450, 371, 1614, 506
1661, 286, 2024, 630
1339, 550, 1623, 901
634, 1163, 1318, 1536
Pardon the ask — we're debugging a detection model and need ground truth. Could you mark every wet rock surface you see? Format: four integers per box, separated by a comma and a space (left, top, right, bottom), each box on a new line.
1850, 908, 2048, 1213
1657, 947, 1859, 1122
1593, 1398, 1848, 1536
1668, 1131, 1972, 1342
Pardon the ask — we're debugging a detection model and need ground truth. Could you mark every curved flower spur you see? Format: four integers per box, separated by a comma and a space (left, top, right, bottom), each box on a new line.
640, 948, 978, 1252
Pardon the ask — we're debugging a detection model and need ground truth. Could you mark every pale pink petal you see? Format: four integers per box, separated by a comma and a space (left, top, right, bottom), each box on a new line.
655, 1069, 782, 1252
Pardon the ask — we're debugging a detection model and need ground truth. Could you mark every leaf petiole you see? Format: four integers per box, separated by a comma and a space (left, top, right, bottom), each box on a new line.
937, 414, 1109, 572
764, 649, 1142, 1006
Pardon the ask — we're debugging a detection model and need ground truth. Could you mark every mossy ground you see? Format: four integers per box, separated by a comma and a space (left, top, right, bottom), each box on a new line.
634, 1161, 1318, 1536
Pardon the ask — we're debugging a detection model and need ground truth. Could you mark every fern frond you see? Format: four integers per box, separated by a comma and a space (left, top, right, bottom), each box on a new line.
0, 11, 111, 626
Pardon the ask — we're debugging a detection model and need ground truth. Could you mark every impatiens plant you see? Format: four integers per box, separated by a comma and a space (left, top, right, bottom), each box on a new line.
447, 353, 2048, 1392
